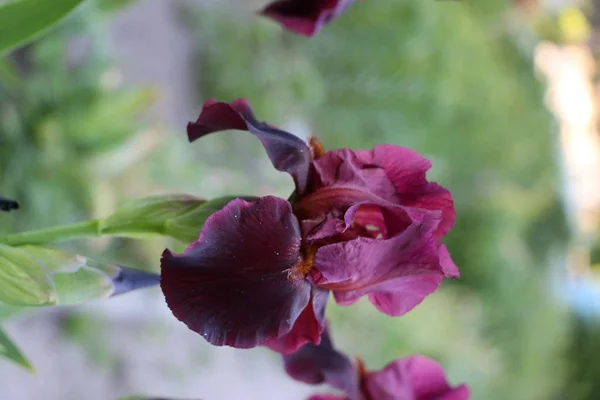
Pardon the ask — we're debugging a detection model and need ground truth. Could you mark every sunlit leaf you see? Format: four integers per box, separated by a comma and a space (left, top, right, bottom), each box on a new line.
102, 194, 258, 243
20, 246, 159, 304
0, 0, 87, 54
0, 243, 56, 306
0, 302, 23, 320
0, 325, 33, 371
0, 245, 158, 306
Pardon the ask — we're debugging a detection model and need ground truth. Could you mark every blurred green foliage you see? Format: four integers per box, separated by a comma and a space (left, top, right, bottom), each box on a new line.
0, 0, 86, 55
0, 0, 153, 234
0, 0, 159, 371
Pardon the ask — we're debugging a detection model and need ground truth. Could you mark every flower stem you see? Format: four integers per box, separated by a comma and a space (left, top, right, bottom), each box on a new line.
0, 220, 103, 246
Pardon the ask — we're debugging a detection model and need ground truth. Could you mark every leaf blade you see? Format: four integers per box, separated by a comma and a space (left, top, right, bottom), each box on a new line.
0, 0, 87, 54
19, 246, 159, 305
0, 325, 33, 372
0, 243, 56, 306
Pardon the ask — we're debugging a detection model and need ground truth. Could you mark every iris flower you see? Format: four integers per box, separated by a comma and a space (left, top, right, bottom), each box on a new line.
160, 99, 458, 353
260, 0, 357, 37
284, 327, 470, 400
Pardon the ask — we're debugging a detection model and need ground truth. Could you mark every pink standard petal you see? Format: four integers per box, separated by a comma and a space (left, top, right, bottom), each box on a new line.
313, 149, 399, 203
265, 286, 329, 354
403, 356, 470, 400
160, 196, 311, 349
308, 395, 346, 400
187, 99, 312, 194
260, 0, 357, 37
313, 145, 456, 240
364, 356, 470, 400
312, 212, 448, 316
362, 145, 455, 239
364, 361, 415, 400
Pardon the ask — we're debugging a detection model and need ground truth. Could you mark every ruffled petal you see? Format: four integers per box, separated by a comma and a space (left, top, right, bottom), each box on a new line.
364, 361, 415, 400
260, 0, 356, 37
265, 286, 329, 354
160, 196, 311, 349
313, 145, 455, 239
362, 145, 455, 239
187, 99, 312, 194
312, 209, 450, 316
283, 326, 360, 398
364, 356, 469, 400
394, 356, 470, 400
312, 149, 398, 203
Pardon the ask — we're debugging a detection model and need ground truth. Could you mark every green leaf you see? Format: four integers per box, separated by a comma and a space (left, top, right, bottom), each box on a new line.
0, 302, 23, 320
102, 194, 258, 243
19, 246, 159, 305
0, 325, 33, 371
0, 244, 159, 306
0, 0, 87, 54
0, 243, 56, 306
27, 246, 114, 305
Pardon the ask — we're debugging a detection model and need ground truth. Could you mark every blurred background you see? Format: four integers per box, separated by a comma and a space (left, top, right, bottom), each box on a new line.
2, 0, 600, 399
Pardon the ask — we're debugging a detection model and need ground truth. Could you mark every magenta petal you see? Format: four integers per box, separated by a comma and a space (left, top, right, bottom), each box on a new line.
313, 212, 448, 316
313, 145, 455, 240
313, 149, 399, 203
364, 356, 469, 400
438, 244, 459, 279
283, 326, 360, 398
364, 145, 455, 239
365, 275, 444, 316
364, 362, 415, 400
187, 99, 311, 194
265, 286, 329, 354
260, 0, 356, 37
400, 356, 470, 400
160, 196, 311, 349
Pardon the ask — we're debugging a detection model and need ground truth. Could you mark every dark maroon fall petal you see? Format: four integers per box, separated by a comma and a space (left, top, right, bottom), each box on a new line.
311, 208, 451, 316
283, 326, 360, 399
187, 99, 312, 195
160, 196, 311, 349
265, 286, 329, 354
260, 0, 356, 37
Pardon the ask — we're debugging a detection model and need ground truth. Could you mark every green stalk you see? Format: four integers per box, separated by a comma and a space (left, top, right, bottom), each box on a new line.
0, 219, 102, 246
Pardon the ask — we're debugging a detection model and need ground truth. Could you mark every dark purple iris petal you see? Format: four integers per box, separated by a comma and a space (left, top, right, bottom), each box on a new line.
311, 206, 454, 316
160, 196, 311, 349
365, 356, 470, 400
265, 286, 329, 354
313, 145, 455, 240
260, 0, 356, 37
187, 99, 312, 195
283, 326, 360, 399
